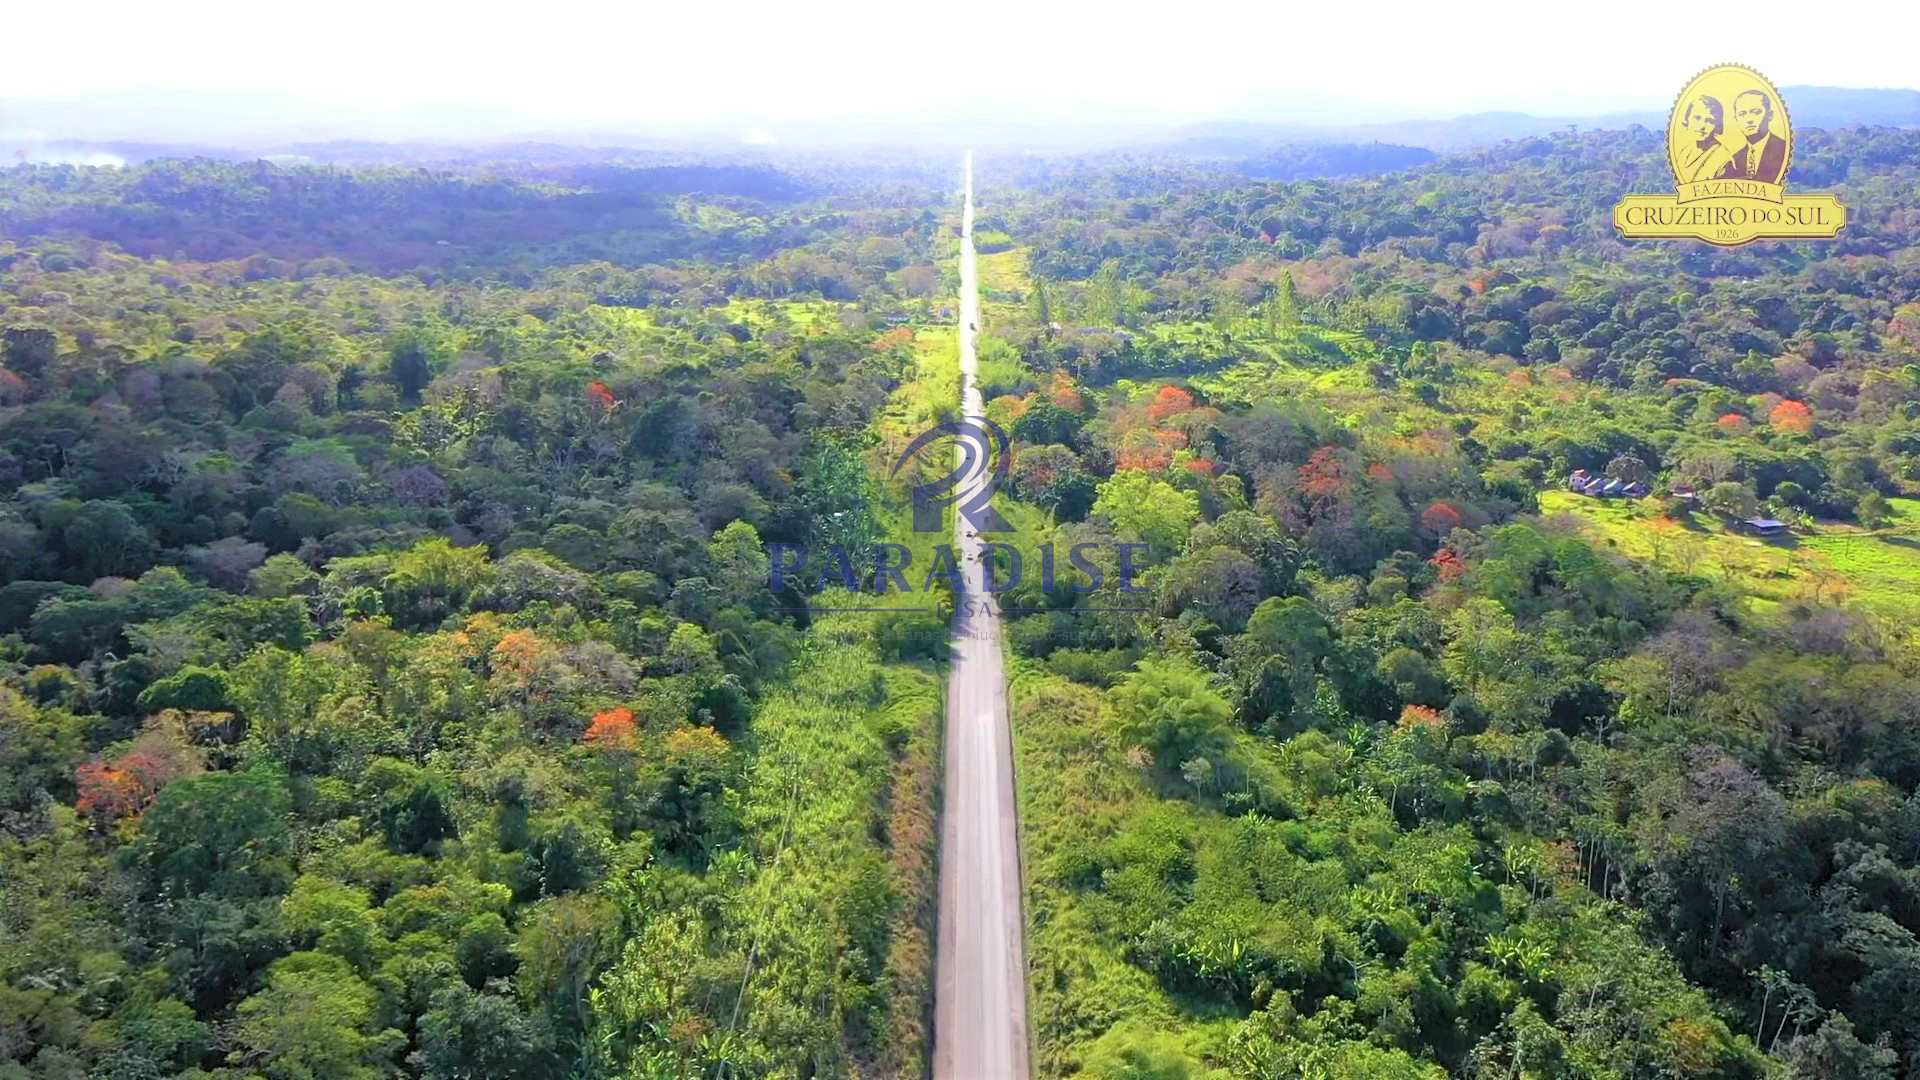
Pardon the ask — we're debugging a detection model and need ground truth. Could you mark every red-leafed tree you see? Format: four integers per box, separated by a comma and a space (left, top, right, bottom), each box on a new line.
1116, 446, 1173, 472
1297, 446, 1349, 502
1421, 500, 1465, 535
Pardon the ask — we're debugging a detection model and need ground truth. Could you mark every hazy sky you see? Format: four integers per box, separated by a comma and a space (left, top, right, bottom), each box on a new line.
5, 0, 1917, 141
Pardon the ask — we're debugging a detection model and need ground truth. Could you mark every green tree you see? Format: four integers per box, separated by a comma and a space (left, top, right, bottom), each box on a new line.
136, 665, 233, 713
799, 437, 882, 555
2, 325, 57, 379
1856, 489, 1892, 527
229, 952, 404, 1079
126, 769, 291, 900
1703, 481, 1760, 520
251, 553, 319, 598
281, 875, 381, 972
1093, 472, 1200, 555
1785, 1015, 1897, 1079
387, 329, 444, 403
1246, 596, 1333, 727
417, 985, 549, 1080
0, 687, 83, 811
123, 770, 294, 1007
1111, 658, 1234, 768
708, 520, 772, 607
61, 500, 156, 579
383, 539, 495, 630
1028, 276, 1055, 335
1268, 270, 1300, 332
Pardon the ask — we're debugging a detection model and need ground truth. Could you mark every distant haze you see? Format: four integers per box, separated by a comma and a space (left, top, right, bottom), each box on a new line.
3, 0, 1918, 149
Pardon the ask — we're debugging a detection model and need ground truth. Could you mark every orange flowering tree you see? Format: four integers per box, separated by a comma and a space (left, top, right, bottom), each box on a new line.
1047, 372, 1086, 413
1297, 447, 1349, 502
1397, 704, 1446, 731
1768, 399, 1813, 435
74, 728, 203, 824
1147, 385, 1196, 423
1114, 430, 1175, 472
1430, 547, 1468, 582
584, 707, 638, 748
490, 629, 563, 724
870, 326, 915, 352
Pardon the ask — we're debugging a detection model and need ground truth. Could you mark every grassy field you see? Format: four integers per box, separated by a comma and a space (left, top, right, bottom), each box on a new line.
716, 297, 846, 330
976, 246, 1031, 301
585, 299, 867, 367
883, 324, 961, 438
1538, 489, 1920, 617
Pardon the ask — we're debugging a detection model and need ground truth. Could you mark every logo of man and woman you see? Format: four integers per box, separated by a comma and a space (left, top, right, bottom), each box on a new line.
1615, 63, 1844, 246
1675, 84, 1787, 184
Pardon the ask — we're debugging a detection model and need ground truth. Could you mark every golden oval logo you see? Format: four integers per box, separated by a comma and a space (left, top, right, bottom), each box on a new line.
1615, 64, 1845, 246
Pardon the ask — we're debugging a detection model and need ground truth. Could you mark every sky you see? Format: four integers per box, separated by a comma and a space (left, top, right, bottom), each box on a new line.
4, 0, 1918, 143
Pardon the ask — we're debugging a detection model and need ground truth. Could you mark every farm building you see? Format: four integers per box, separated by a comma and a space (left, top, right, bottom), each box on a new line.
1566, 472, 1647, 499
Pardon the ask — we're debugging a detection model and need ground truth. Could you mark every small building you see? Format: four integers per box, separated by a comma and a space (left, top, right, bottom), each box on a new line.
1567, 469, 1593, 492
1741, 518, 1788, 536
1601, 478, 1626, 497
1623, 481, 1649, 498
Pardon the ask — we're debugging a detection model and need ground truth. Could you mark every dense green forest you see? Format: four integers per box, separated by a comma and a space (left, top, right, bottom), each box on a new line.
0, 160, 956, 1079
970, 125, 1920, 1078
5, 124, 1920, 1079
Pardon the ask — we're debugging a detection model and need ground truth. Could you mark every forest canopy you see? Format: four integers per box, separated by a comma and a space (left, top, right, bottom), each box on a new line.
6, 124, 1920, 1079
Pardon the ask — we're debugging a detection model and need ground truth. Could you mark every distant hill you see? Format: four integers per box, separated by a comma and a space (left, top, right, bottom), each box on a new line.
1170, 87, 1920, 153
2, 86, 1914, 169
1781, 85, 1920, 127
1229, 142, 1437, 181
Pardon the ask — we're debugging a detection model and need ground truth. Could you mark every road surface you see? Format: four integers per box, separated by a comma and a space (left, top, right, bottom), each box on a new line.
933, 152, 1031, 1080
